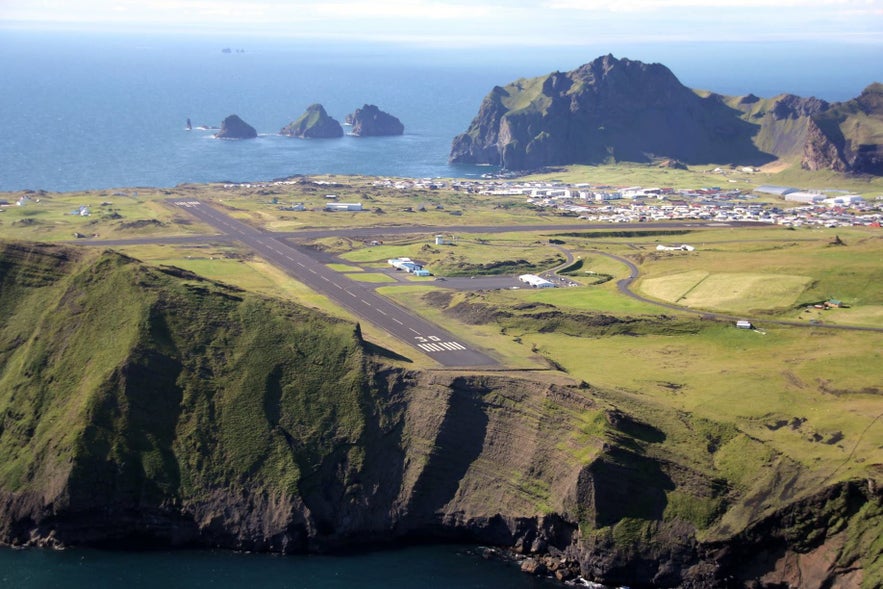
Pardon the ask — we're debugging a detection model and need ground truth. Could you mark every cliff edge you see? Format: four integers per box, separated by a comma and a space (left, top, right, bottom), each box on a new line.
0, 241, 879, 588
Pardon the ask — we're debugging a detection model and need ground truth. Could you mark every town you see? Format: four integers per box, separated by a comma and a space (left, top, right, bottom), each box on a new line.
210, 175, 883, 229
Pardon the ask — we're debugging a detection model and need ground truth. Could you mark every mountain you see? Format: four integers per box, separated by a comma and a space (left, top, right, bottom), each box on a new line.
0, 241, 878, 588
280, 104, 344, 138
348, 104, 404, 136
214, 114, 257, 139
450, 55, 883, 175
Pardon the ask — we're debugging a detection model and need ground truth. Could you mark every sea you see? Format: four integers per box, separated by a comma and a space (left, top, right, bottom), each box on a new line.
0, 29, 881, 587
1, 30, 881, 193
0, 544, 558, 589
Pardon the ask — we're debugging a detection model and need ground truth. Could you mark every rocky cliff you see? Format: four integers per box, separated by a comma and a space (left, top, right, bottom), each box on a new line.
450, 55, 883, 175
0, 241, 879, 588
280, 104, 344, 139
348, 105, 404, 137
215, 114, 257, 139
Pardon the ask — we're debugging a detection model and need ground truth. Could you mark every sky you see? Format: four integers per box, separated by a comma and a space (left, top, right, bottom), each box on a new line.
1, 0, 882, 46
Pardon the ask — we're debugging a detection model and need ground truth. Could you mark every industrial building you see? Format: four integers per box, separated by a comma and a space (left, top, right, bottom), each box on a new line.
518, 274, 556, 288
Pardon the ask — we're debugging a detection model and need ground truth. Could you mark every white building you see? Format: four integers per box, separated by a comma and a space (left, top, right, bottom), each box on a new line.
325, 202, 363, 212
518, 274, 556, 288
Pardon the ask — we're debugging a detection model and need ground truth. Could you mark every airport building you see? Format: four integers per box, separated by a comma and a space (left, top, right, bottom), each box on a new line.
518, 274, 556, 288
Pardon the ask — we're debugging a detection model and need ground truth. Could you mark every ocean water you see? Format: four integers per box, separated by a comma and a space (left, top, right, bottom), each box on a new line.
0, 545, 557, 589
0, 31, 880, 192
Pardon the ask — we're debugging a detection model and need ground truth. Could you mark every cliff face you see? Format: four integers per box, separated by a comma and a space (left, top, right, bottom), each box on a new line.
280, 104, 344, 139
451, 55, 883, 175
215, 114, 257, 139
0, 241, 879, 588
349, 105, 404, 137
801, 83, 883, 174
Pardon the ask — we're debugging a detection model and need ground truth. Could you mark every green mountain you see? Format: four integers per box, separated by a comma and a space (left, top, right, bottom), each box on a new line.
450, 55, 883, 175
0, 241, 879, 587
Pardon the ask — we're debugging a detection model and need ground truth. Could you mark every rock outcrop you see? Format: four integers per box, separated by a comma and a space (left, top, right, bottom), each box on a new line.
451, 55, 883, 175
280, 104, 343, 139
801, 83, 883, 174
348, 104, 404, 136
214, 114, 257, 139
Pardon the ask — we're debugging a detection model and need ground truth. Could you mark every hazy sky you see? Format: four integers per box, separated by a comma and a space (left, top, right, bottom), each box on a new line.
2, 0, 882, 45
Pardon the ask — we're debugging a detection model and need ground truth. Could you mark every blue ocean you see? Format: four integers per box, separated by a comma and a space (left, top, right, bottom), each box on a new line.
0, 30, 880, 192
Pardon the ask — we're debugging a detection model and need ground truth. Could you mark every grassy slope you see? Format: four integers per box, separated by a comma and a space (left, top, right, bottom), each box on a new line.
0, 241, 372, 518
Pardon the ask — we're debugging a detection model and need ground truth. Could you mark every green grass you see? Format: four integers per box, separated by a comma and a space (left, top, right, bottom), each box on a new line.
327, 263, 364, 272
641, 271, 813, 313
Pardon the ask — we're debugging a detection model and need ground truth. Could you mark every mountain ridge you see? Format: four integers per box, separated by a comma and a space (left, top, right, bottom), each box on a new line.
450, 55, 883, 175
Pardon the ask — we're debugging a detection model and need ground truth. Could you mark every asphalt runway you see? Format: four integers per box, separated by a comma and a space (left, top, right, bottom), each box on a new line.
166, 199, 499, 368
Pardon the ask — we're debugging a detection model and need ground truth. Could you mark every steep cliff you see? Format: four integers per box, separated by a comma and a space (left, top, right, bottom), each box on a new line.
214, 114, 257, 139
348, 105, 404, 137
801, 83, 883, 174
280, 104, 344, 139
0, 241, 879, 588
451, 55, 883, 175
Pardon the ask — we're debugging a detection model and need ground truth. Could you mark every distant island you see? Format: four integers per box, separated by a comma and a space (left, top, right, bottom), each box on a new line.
450, 54, 883, 175
214, 114, 257, 139
280, 104, 344, 139
347, 104, 404, 136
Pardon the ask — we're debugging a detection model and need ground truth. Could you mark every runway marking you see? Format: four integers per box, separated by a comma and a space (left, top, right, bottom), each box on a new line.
308, 268, 317, 274
377, 309, 388, 316
333, 283, 343, 289
440, 341, 466, 350
321, 276, 330, 282
296, 262, 305, 268
361, 299, 371, 305
392, 318, 403, 325
409, 328, 421, 335
418, 341, 467, 353
346, 290, 358, 297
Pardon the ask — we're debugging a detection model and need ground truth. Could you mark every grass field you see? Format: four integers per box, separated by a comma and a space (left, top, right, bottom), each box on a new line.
642, 271, 814, 313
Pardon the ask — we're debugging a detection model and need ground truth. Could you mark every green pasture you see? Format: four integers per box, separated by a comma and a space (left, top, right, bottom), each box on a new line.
641, 271, 813, 314
523, 323, 883, 484
0, 190, 206, 241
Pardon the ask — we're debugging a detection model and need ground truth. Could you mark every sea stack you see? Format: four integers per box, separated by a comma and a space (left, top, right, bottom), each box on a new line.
214, 114, 257, 139
348, 105, 404, 136
280, 104, 344, 138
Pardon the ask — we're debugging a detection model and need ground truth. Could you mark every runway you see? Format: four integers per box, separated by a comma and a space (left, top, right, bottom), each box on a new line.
166, 199, 499, 368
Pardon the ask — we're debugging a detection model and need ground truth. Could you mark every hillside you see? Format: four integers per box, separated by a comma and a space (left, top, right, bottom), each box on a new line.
0, 240, 879, 588
450, 55, 883, 175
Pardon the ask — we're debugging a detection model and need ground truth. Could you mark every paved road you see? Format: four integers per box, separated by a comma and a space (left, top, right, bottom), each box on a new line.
166, 199, 500, 368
